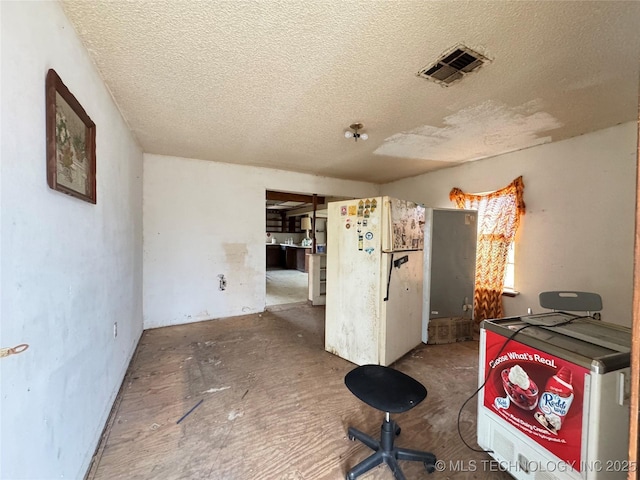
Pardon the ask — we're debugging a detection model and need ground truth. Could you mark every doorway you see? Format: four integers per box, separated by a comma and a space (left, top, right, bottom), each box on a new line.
265, 191, 325, 308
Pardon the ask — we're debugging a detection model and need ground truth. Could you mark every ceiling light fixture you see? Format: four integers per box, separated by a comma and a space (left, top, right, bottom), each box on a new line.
344, 123, 368, 142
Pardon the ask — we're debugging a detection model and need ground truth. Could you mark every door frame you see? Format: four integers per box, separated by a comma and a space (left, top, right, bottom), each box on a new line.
629, 90, 639, 468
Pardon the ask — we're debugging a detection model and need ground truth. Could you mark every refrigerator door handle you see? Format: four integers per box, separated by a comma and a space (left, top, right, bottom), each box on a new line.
383, 253, 394, 302
393, 255, 408, 268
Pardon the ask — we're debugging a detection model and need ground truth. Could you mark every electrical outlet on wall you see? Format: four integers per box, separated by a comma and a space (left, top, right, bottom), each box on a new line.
113, 322, 118, 338
218, 274, 227, 291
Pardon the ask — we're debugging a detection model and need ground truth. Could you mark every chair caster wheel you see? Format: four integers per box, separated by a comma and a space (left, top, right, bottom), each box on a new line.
425, 462, 436, 474
348, 434, 356, 441
395, 426, 401, 436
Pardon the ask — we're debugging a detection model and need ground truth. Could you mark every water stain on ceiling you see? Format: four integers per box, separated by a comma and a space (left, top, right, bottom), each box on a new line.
374, 100, 564, 163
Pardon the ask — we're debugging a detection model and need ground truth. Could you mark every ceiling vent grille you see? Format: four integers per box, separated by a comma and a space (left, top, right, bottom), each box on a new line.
417, 44, 489, 86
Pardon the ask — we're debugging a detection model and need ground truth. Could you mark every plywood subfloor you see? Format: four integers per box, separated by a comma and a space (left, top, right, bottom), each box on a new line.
89, 304, 510, 480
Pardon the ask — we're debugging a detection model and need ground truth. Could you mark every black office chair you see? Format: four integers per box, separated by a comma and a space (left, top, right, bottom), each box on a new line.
344, 364, 436, 480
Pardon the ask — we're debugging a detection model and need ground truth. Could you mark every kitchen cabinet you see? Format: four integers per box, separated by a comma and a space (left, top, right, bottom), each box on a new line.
266, 210, 284, 232
266, 210, 302, 233
280, 244, 310, 271
288, 217, 302, 233
296, 248, 308, 272
266, 244, 284, 268
284, 246, 297, 269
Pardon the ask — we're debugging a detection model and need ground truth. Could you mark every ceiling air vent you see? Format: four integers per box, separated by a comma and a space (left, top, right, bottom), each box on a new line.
417, 45, 489, 86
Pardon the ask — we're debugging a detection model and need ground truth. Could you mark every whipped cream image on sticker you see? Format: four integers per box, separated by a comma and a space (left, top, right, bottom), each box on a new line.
501, 364, 539, 411
508, 364, 530, 390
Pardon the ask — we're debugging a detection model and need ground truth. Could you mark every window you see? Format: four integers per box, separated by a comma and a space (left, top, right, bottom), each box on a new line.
503, 242, 516, 294
449, 176, 525, 320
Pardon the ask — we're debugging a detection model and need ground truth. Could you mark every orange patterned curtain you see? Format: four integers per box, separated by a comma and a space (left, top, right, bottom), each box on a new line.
449, 176, 525, 323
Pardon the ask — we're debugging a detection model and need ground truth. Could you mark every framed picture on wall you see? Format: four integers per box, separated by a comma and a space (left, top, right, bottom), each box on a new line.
45, 69, 96, 204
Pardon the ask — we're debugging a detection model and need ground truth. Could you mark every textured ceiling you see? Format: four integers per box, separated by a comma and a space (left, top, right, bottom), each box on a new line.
61, 0, 640, 184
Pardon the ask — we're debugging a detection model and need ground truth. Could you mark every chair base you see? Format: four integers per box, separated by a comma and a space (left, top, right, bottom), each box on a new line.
346, 417, 436, 480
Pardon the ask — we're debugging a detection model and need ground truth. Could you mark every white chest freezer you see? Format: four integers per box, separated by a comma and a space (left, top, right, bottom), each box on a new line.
478, 313, 632, 480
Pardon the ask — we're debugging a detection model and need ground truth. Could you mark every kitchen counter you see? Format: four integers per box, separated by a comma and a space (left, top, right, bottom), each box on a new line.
279, 243, 311, 248
266, 243, 314, 270
266, 243, 311, 270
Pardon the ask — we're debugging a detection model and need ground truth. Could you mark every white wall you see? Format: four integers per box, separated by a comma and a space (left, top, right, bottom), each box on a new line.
143, 154, 379, 328
383, 123, 638, 326
0, 2, 143, 478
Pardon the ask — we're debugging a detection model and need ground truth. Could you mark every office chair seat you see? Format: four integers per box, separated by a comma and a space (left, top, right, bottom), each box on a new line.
344, 365, 436, 480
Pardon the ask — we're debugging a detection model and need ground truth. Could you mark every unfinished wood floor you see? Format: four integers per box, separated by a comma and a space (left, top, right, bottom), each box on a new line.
89, 304, 511, 480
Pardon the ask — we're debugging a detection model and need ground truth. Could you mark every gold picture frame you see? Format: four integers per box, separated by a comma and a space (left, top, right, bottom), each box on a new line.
46, 69, 96, 204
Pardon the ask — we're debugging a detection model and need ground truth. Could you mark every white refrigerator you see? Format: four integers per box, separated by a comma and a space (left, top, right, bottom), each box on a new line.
325, 196, 425, 366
